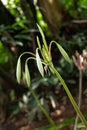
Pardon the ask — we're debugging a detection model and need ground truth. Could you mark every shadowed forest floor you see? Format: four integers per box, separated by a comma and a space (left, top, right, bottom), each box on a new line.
0, 85, 87, 130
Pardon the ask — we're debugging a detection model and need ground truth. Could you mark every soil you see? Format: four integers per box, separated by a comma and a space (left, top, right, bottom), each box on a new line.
0, 86, 87, 130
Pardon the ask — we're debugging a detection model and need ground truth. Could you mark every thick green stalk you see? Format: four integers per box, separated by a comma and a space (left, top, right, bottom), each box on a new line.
29, 87, 57, 130
50, 66, 87, 128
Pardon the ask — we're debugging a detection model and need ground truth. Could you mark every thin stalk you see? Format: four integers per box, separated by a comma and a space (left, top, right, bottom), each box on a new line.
74, 70, 83, 130
50, 66, 87, 128
19, 51, 36, 58
25, 56, 56, 129
29, 87, 57, 130
79, 70, 83, 110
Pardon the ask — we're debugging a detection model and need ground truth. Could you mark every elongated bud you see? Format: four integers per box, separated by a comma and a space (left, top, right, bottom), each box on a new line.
25, 63, 30, 87
16, 57, 21, 83
36, 48, 44, 77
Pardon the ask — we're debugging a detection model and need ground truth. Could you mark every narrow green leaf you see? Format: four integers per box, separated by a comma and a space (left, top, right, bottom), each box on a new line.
57, 43, 71, 63
37, 24, 48, 52
16, 57, 21, 83
52, 41, 71, 63
36, 36, 41, 49
25, 63, 30, 87
36, 48, 44, 77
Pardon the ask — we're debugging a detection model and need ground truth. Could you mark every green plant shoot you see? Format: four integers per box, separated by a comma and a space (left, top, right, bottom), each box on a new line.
16, 57, 21, 83
16, 24, 87, 129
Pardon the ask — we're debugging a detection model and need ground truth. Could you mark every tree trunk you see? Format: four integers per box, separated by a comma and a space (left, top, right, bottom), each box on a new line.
0, 0, 14, 25
21, 0, 37, 52
37, 0, 70, 37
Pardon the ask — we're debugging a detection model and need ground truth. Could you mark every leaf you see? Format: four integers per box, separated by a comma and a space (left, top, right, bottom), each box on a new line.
15, 41, 23, 46
25, 63, 30, 87
23, 94, 29, 104
57, 44, 71, 63
37, 24, 48, 52
16, 57, 21, 83
36, 48, 44, 77
36, 36, 41, 49
15, 34, 32, 40
52, 41, 71, 63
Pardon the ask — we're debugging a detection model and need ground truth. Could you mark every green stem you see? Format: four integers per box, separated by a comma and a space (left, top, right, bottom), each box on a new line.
74, 70, 83, 130
79, 70, 83, 109
50, 66, 87, 128
29, 87, 57, 130
19, 51, 36, 58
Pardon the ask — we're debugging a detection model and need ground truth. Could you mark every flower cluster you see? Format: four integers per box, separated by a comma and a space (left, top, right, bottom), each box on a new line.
72, 50, 87, 70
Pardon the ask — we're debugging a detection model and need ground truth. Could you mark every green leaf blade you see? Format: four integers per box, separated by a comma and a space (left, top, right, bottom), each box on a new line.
16, 57, 21, 83
57, 44, 71, 63
37, 24, 48, 52
52, 41, 71, 63
36, 48, 44, 77
25, 63, 30, 87
36, 36, 41, 50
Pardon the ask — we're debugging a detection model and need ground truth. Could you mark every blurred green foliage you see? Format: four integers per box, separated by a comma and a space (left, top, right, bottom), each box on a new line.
63, 0, 87, 18
0, 41, 14, 68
